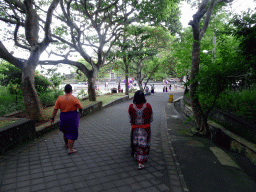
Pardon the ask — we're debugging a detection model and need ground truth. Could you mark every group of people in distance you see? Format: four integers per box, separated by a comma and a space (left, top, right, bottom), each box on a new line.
50, 84, 153, 170
163, 84, 177, 92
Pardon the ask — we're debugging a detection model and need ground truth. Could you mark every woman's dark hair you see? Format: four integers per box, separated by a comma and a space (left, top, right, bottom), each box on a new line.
133, 90, 146, 104
64, 84, 72, 93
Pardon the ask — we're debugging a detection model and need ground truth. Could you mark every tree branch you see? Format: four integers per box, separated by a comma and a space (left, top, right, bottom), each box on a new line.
14, 18, 31, 50
44, 0, 60, 40
199, 0, 215, 40
0, 41, 24, 69
38, 59, 90, 75
5, 0, 26, 13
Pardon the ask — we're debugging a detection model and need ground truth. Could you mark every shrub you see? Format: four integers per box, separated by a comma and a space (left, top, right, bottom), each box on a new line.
217, 88, 256, 122
77, 89, 88, 99
39, 89, 63, 107
0, 86, 25, 116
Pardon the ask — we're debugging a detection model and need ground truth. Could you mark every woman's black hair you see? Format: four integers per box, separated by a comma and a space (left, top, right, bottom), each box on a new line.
133, 90, 146, 104
64, 84, 72, 93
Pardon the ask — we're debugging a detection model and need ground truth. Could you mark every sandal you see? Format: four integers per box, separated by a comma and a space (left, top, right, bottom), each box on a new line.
138, 164, 145, 170
68, 149, 77, 155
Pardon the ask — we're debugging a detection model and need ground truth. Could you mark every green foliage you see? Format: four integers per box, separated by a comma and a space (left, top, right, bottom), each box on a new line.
0, 60, 53, 94
187, 85, 256, 123
0, 60, 21, 86
46, 68, 65, 90
77, 89, 88, 99
39, 89, 63, 107
135, 0, 182, 35
230, 9, 256, 81
217, 89, 256, 122
124, 25, 173, 83
0, 86, 25, 116
35, 71, 51, 94
172, 27, 193, 78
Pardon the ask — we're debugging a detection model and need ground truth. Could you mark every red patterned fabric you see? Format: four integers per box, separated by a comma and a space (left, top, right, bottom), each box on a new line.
128, 103, 153, 126
128, 103, 153, 164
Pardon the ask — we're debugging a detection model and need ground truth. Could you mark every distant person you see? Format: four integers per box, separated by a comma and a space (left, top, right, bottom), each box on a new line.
163, 86, 166, 92
166, 86, 168, 92
151, 84, 155, 94
145, 86, 149, 96
128, 90, 153, 170
118, 84, 121, 92
169, 84, 172, 91
50, 84, 83, 154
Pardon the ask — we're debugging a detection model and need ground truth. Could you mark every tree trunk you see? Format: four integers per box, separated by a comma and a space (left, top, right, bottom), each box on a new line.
124, 57, 129, 96
190, 40, 210, 135
22, 55, 43, 121
87, 70, 98, 101
138, 80, 143, 91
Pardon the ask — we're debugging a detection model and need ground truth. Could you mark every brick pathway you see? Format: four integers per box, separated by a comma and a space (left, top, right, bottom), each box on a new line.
0, 92, 185, 192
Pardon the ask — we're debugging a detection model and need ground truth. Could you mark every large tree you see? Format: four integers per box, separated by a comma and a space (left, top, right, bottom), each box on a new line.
0, 0, 60, 120
115, 25, 172, 90
188, 0, 233, 134
39, 0, 137, 101
38, 0, 182, 100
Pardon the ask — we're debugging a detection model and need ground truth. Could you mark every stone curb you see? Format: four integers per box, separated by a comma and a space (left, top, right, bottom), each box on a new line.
175, 97, 256, 167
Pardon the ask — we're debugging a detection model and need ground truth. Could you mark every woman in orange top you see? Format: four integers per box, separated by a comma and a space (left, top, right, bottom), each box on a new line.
128, 90, 153, 169
50, 84, 83, 154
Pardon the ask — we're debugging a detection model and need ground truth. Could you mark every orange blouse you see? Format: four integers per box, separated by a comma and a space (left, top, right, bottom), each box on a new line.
54, 95, 82, 112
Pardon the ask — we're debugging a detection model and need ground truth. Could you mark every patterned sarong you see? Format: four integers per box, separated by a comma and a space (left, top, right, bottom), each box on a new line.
59, 111, 79, 140
131, 127, 151, 164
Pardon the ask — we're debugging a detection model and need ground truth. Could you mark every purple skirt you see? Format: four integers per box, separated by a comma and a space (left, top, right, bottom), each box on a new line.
59, 111, 79, 140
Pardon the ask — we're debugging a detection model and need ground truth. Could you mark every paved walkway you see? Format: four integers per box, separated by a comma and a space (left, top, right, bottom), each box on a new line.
0, 91, 185, 192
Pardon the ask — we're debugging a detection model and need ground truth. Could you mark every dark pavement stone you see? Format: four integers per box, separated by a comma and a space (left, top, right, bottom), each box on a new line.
146, 186, 161, 192
1, 183, 17, 191
16, 186, 31, 192
17, 180, 30, 188
31, 177, 44, 185
45, 180, 59, 189
60, 184, 76, 192
31, 183, 46, 191
157, 183, 171, 191
47, 186, 62, 192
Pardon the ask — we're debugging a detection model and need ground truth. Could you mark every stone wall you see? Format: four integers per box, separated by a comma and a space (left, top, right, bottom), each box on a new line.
102, 95, 130, 109
179, 99, 194, 119
0, 118, 35, 154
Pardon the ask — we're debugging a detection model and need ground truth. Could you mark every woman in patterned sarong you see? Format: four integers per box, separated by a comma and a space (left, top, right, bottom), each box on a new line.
50, 84, 83, 154
128, 90, 153, 170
